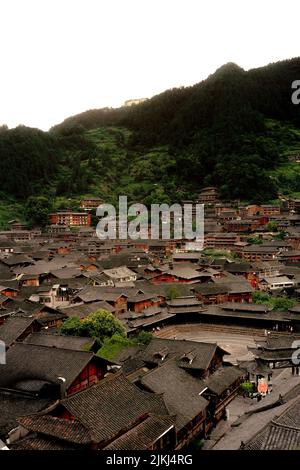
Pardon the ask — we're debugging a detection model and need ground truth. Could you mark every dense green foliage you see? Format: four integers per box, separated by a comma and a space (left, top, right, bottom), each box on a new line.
52, 58, 300, 203
246, 236, 263, 245
0, 126, 60, 199
253, 291, 297, 311
266, 221, 279, 232
1, 58, 300, 224
135, 330, 153, 345
240, 381, 254, 394
25, 196, 53, 227
96, 333, 134, 360
60, 309, 126, 345
0, 195, 24, 229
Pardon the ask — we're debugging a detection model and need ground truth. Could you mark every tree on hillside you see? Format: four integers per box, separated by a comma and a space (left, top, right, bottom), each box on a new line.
0, 125, 8, 133
25, 195, 53, 227
0, 126, 60, 199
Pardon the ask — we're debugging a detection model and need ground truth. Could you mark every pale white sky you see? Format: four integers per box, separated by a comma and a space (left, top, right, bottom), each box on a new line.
0, 0, 299, 130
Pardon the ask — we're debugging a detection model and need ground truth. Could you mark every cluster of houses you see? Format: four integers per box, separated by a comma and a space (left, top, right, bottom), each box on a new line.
0, 325, 245, 450
1, 190, 300, 450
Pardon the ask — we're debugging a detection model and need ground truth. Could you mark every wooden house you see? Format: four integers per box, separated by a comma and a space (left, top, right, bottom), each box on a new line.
80, 197, 102, 211
19, 273, 40, 287
12, 373, 175, 450
202, 366, 245, 426
195, 284, 229, 304
0, 316, 40, 349
73, 287, 128, 314
0, 343, 109, 398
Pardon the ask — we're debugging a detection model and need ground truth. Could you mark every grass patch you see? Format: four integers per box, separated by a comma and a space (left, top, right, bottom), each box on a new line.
0, 198, 26, 230
96, 331, 153, 361
96, 334, 135, 361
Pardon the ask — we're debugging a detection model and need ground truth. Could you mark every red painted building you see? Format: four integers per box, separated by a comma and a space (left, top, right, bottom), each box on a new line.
66, 361, 105, 395
0, 286, 18, 298
49, 211, 91, 227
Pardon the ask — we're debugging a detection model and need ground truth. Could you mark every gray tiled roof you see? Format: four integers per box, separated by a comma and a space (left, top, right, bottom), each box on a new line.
18, 415, 92, 444
104, 415, 175, 450
203, 366, 244, 395
141, 338, 222, 370
0, 343, 99, 391
60, 373, 169, 443
0, 392, 52, 439
0, 316, 36, 347
10, 436, 78, 450
139, 358, 208, 430
74, 287, 128, 303
244, 396, 300, 450
59, 300, 116, 318
24, 332, 95, 351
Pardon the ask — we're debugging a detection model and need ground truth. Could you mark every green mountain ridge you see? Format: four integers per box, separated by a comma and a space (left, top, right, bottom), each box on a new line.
0, 58, 300, 227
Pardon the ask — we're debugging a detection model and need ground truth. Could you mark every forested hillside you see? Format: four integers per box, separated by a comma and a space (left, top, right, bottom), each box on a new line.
52, 57, 300, 201
0, 58, 300, 227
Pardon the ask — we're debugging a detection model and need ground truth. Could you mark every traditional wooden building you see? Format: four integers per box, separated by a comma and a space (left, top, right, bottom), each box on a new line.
73, 287, 128, 314
166, 296, 204, 316
279, 250, 300, 264
136, 338, 242, 446
19, 273, 40, 287
241, 245, 279, 262
0, 316, 40, 349
0, 343, 109, 398
202, 366, 245, 426
127, 293, 161, 313
0, 294, 13, 312
10, 373, 175, 451
140, 338, 227, 378
2, 298, 67, 328
0, 240, 15, 254
139, 358, 208, 448
251, 334, 300, 371
24, 332, 96, 352
197, 303, 295, 331
240, 205, 281, 217
0, 285, 19, 298
198, 187, 219, 204
80, 197, 102, 211
204, 232, 241, 250
195, 284, 229, 305
288, 198, 300, 213
60, 300, 116, 320
150, 265, 204, 284
223, 220, 259, 233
